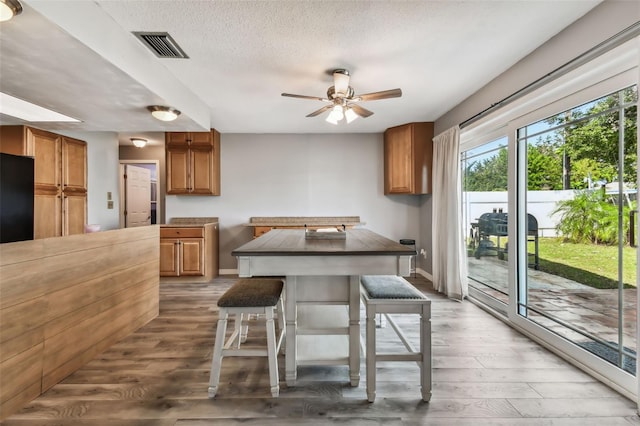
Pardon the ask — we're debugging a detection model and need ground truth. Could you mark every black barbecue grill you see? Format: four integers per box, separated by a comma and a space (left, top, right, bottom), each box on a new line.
470, 212, 539, 269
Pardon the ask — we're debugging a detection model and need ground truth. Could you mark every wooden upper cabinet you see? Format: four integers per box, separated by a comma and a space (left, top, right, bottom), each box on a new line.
166, 132, 190, 148
28, 128, 61, 191
190, 149, 215, 194
62, 137, 87, 192
0, 125, 87, 239
166, 131, 214, 148
190, 132, 214, 148
165, 129, 220, 195
384, 122, 434, 195
166, 149, 190, 193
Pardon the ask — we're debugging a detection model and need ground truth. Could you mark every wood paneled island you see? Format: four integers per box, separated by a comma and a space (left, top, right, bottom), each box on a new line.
0, 226, 159, 419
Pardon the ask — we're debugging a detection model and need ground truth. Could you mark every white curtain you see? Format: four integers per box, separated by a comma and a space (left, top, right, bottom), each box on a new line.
432, 125, 468, 300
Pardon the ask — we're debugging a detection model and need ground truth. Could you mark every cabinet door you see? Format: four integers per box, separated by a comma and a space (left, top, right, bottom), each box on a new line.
190, 149, 215, 195
189, 131, 214, 148
34, 191, 62, 239
166, 132, 190, 148
180, 238, 204, 275
28, 128, 60, 192
62, 137, 87, 192
384, 124, 414, 194
63, 192, 87, 236
160, 238, 180, 276
166, 149, 190, 194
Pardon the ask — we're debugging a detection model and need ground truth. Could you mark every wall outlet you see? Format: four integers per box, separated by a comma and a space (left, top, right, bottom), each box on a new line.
107, 201, 114, 209
420, 248, 427, 259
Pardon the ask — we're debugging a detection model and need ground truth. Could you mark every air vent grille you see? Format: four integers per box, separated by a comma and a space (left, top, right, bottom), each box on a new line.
133, 32, 189, 59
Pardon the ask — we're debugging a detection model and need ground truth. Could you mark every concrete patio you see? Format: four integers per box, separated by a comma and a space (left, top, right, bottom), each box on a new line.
468, 255, 637, 373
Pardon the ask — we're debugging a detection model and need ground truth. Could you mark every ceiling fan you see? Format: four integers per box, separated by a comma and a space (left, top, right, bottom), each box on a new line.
281, 69, 402, 124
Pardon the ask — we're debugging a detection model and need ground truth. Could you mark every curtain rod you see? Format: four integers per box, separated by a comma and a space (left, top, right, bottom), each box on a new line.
459, 21, 640, 130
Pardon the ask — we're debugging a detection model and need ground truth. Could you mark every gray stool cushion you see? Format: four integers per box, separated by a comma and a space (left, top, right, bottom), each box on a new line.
218, 278, 284, 307
361, 275, 424, 299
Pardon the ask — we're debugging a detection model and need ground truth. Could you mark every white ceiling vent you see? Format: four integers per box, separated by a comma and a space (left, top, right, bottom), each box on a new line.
133, 32, 189, 59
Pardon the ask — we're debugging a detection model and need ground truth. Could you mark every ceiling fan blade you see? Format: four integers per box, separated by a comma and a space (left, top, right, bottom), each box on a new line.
282, 93, 329, 102
306, 105, 333, 117
333, 69, 350, 97
355, 88, 402, 102
350, 104, 374, 118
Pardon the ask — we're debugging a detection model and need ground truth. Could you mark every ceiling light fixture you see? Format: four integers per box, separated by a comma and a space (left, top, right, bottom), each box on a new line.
148, 105, 180, 121
0, 0, 22, 22
131, 138, 147, 148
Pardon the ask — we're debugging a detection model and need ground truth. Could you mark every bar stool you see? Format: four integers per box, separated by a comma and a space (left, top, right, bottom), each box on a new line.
360, 275, 431, 403
208, 278, 285, 398
399, 239, 416, 277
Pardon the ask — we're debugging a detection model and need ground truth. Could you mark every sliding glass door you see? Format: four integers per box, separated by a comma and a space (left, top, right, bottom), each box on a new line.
516, 85, 638, 375
461, 136, 510, 310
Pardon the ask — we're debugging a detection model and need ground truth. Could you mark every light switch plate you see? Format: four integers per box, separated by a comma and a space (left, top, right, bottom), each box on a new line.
107, 191, 112, 201
107, 201, 114, 209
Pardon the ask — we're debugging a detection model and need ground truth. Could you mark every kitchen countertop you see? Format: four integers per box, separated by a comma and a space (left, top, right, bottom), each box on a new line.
246, 216, 363, 227
162, 217, 219, 227
233, 228, 414, 256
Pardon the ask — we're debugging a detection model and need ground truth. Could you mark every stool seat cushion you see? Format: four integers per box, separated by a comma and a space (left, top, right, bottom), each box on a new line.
361, 275, 424, 299
218, 279, 284, 307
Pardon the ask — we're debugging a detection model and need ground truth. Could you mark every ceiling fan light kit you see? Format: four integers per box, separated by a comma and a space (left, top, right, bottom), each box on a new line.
282, 68, 402, 124
344, 107, 358, 124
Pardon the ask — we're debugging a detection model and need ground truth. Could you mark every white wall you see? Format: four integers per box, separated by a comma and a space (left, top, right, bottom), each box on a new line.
59, 131, 121, 231
165, 133, 425, 271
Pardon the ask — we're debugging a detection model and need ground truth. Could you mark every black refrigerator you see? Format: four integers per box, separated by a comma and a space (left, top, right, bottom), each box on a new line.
0, 153, 34, 243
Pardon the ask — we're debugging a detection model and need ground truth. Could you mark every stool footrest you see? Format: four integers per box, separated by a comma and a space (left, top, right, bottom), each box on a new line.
377, 353, 423, 362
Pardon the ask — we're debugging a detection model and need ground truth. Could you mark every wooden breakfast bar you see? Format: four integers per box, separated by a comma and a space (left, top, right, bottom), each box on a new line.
231, 228, 415, 386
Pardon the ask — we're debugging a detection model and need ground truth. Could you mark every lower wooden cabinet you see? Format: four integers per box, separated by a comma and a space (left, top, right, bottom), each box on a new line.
160, 237, 204, 276
159, 224, 218, 279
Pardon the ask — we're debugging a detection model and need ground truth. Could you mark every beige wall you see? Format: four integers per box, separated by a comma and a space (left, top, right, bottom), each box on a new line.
166, 132, 426, 271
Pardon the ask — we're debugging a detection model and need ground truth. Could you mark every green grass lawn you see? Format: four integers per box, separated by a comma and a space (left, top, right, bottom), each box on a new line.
537, 238, 638, 289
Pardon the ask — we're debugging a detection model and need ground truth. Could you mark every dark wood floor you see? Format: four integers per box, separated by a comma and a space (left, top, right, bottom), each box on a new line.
3, 276, 639, 425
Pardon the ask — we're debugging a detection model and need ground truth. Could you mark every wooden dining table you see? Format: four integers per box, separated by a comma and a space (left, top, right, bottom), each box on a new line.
231, 228, 416, 386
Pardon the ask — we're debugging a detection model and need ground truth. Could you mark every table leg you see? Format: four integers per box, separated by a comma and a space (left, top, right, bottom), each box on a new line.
348, 275, 360, 387
285, 275, 297, 386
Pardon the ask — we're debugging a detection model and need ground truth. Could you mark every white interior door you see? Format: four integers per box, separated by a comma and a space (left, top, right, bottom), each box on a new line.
125, 164, 151, 227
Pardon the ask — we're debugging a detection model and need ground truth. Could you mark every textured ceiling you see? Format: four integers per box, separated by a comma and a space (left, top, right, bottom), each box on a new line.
0, 0, 602, 146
